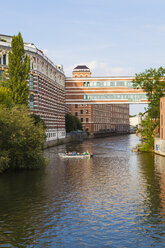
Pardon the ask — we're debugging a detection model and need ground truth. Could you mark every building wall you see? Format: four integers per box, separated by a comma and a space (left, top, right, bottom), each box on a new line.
66, 66, 130, 134
160, 97, 165, 140
65, 77, 148, 104
68, 103, 129, 134
0, 34, 66, 141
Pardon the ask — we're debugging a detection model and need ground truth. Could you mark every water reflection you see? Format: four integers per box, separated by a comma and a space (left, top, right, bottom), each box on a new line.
0, 135, 165, 247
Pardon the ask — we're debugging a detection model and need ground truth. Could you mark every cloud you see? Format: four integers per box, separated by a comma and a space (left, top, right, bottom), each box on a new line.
65, 60, 135, 77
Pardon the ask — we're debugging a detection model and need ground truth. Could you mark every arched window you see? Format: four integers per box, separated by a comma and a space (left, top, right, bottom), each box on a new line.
29, 94, 34, 110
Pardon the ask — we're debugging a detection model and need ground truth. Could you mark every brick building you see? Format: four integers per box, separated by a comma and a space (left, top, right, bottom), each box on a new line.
66, 65, 130, 134
0, 34, 66, 141
160, 97, 165, 140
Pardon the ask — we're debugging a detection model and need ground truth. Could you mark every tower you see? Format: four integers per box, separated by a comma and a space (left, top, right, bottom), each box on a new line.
72, 65, 91, 78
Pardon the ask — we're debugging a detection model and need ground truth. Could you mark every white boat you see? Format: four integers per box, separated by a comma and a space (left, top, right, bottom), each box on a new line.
59, 153, 92, 158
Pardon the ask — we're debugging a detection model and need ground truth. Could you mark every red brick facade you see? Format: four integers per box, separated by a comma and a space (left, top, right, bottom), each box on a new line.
160, 97, 165, 140
66, 66, 130, 134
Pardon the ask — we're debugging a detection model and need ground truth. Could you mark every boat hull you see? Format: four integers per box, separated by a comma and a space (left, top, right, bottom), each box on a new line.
59, 153, 91, 158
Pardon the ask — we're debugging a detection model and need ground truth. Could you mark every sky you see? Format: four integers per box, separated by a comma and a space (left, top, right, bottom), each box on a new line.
1, 0, 165, 114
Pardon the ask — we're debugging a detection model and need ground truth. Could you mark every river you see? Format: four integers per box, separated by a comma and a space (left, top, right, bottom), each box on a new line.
0, 134, 165, 247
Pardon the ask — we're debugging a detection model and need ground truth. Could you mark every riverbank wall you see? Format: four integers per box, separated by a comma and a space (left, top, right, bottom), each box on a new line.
154, 138, 165, 156
44, 130, 130, 149
44, 131, 89, 149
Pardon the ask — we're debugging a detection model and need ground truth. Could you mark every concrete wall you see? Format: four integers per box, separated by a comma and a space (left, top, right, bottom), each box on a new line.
155, 138, 165, 156
44, 131, 88, 149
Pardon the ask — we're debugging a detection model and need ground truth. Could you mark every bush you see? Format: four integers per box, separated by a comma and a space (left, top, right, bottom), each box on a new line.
0, 106, 46, 173
0, 151, 10, 173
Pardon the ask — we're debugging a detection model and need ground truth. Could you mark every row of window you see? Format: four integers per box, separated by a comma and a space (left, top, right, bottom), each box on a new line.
83, 94, 147, 101
83, 81, 133, 88
80, 118, 88, 123
75, 110, 88, 115
75, 104, 88, 108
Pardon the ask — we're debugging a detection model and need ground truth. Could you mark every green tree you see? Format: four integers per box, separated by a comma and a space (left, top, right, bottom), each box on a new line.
0, 106, 46, 173
133, 67, 165, 120
137, 116, 156, 151
0, 86, 13, 108
8, 32, 30, 105
65, 114, 83, 132
30, 113, 47, 130
133, 67, 165, 151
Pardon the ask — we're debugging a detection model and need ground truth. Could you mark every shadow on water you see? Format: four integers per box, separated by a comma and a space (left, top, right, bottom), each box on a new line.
1, 135, 165, 247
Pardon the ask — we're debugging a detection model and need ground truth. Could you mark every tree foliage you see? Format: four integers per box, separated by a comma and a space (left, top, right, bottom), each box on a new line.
8, 32, 30, 105
30, 113, 47, 130
133, 67, 165, 119
0, 106, 46, 173
65, 114, 83, 132
133, 67, 165, 150
137, 116, 156, 151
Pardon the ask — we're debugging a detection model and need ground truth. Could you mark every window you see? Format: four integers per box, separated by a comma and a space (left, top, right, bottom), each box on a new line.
75, 112, 78, 116
29, 94, 34, 110
86, 118, 88, 123
161, 114, 163, 126
86, 110, 88, 114
80, 118, 83, 122
3, 55, 6, 65
29, 74, 34, 90
80, 110, 83, 114
0, 70, 4, 80
75, 104, 78, 108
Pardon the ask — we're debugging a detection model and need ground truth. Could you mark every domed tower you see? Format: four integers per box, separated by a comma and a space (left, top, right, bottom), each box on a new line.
72, 65, 91, 78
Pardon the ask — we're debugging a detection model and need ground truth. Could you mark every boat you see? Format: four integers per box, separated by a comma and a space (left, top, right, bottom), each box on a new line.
59, 153, 93, 158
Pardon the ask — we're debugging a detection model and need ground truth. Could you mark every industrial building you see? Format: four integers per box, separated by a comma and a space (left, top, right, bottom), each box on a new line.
0, 34, 66, 141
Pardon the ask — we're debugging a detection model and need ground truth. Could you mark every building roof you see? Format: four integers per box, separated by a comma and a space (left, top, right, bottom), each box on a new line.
74, 65, 90, 70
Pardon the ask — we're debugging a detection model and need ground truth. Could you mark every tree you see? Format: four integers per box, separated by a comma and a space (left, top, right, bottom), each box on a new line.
0, 71, 13, 107
65, 114, 83, 132
133, 67, 165, 120
30, 113, 47, 130
0, 106, 46, 173
8, 32, 30, 105
137, 116, 156, 151
133, 67, 165, 151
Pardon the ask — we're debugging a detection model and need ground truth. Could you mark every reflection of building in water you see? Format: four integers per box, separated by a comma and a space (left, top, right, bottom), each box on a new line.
66, 65, 130, 135
0, 34, 66, 141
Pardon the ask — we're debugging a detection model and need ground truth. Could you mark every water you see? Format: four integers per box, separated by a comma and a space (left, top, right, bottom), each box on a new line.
0, 134, 165, 247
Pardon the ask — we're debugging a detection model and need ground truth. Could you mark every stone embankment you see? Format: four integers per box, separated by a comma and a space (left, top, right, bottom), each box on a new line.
154, 137, 165, 156
44, 131, 89, 149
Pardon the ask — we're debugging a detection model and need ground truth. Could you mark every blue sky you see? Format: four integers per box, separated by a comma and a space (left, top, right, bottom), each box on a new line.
1, 0, 165, 114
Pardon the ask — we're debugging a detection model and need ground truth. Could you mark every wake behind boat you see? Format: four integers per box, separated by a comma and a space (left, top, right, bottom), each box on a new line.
59, 152, 93, 159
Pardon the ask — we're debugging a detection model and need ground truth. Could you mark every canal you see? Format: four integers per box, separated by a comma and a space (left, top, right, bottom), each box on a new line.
0, 134, 165, 247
